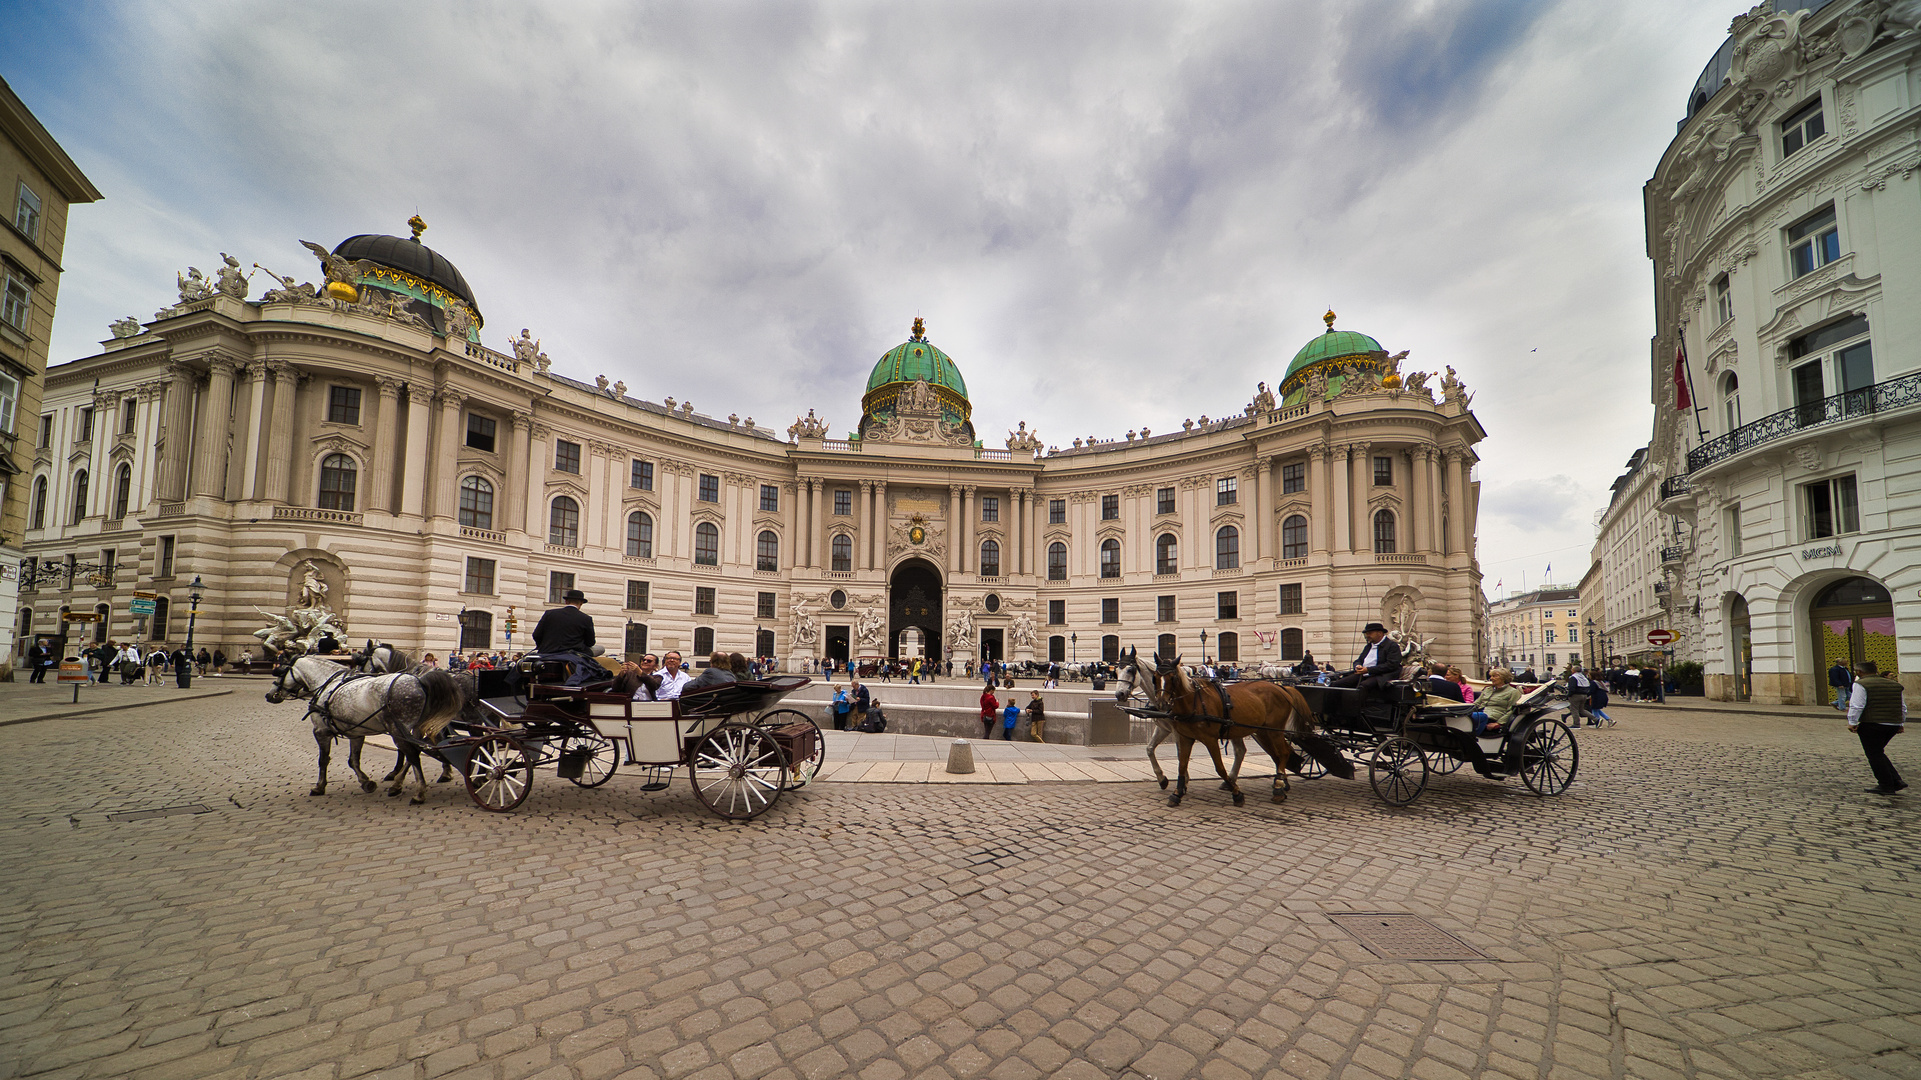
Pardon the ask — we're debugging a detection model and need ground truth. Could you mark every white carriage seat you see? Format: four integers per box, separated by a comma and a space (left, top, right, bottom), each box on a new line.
610, 701, 680, 765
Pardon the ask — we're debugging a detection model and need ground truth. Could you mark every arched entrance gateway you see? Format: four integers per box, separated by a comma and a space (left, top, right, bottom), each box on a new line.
889, 559, 943, 663
1812, 577, 1898, 676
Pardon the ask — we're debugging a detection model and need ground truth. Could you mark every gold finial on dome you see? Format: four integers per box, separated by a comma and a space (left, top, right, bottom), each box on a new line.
910, 316, 926, 341
408, 214, 427, 241
1323, 308, 1337, 332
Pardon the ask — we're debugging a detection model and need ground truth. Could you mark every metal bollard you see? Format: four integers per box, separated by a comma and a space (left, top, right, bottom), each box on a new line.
946, 738, 976, 774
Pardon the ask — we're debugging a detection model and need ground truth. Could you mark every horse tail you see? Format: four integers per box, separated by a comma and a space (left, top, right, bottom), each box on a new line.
1281, 685, 1354, 779
413, 669, 461, 740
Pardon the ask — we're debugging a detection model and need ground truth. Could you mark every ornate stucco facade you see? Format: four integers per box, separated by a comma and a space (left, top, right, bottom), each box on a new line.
1645, 0, 1921, 703
1592, 447, 1675, 666
16, 224, 1486, 674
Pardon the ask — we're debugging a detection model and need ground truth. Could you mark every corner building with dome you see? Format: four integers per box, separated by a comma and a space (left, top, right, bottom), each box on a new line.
15, 222, 1488, 695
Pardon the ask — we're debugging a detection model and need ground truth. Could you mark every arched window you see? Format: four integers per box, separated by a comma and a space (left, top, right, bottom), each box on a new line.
458, 476, 494, 530
111, 463, 132, 520
1217, 631, 1239, 662
830, 533, 852, 572
626, 623, 650, 658
69, 469, 89, 524
980, 538, 1001, 578
694, 522, 720, 565
93, 603, 110, 644
1373, 509, 1396, 554
1100, 538, 1121, 579
459, 611, 493, 651
1282, 515, 1308, 559
693, 627, 714, 656
1722, 372, 1741, 431
757, 530, 780, 572
1048, 635, 1065, 662
1281, 628, 1304, 661
1157, 633, 1177, 659
1155, 534, 1177, 575
317, 454, 356, 512
1047, 542, 1068, 581
1101, 634, 1120, 663
549, 496, 580, 546
627, 511, 654, 558
30, 475, 47, 529
756, 628, 775, 657
151, 596, 170, 639
1215, 525, 1239, 569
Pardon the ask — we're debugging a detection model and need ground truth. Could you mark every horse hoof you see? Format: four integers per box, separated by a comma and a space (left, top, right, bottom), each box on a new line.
387, 787, 404, 798
1167, 794, 1182, 807
1272, 791, 1287, 804
1157, 779, 1169, 790
437, 773, 453, 784
359, 781, 377, 793
309, 786, 326, 796
410, 796, 426, 805
1232, 792, 1246, 806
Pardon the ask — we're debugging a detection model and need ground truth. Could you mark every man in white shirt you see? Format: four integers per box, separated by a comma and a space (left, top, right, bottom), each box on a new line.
655, 651, 692, 701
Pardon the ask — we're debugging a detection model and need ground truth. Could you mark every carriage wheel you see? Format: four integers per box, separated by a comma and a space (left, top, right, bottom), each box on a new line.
558, 732, 619, 788
1431, 750, 1467, 775
755, 709, 825, 791
1368, 737, 1428, 806
1291, 751, 1328, 780
1519, 718, 1579, 796
691, 724, 788, 821
464, 734, 533, 812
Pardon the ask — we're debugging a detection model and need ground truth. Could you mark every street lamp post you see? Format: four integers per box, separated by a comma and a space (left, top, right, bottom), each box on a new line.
1070, 632, 1077, 670
179, 575, 204, 689
1200, 629, 1209, 667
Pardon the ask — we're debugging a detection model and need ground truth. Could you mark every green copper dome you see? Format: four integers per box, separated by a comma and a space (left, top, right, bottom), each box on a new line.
1284, 322, 1383, 381
1279, 311, 1389, 407
864, 318, 969, 399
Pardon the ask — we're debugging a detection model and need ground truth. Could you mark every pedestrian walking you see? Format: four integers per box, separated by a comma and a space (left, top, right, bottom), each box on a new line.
1026, 690, 1047, 743
1829, 660, 1853, 710
26, 638, 51, 683
1846, 661, 1907, 795
1565, 666, 1593, 726
146, 646, 168, 685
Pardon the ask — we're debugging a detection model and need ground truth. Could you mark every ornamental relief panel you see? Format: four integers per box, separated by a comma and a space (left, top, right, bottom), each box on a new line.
542, 476, 589, 500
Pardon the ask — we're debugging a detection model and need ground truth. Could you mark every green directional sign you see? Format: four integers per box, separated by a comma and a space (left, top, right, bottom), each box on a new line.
129, 599, 157, 616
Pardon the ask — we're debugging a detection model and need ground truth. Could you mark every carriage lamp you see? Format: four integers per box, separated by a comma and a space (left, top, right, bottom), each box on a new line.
180, 575, 205, 689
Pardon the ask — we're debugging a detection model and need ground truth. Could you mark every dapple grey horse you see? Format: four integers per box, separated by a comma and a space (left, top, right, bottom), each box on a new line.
266, 655, 464, 804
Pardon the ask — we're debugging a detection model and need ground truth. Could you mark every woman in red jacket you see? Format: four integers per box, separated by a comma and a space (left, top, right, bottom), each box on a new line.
979, 687, 1000, 740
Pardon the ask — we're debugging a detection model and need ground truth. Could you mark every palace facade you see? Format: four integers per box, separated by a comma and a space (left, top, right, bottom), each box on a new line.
15, 221, 1486, 673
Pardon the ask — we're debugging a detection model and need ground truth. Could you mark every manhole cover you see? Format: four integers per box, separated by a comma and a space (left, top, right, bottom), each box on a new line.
106, 803, 213, 822
1326, 913, 1488, 961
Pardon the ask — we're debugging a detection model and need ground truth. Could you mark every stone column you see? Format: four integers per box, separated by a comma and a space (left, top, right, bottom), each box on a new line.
1349, 443, 1371, 552
1014, 491, 1027, 576
427, 389, 465, 520
809, 479, 824, 569
159, 363, 196, 502
1309, 447, 1331, 553
872, 481, 886, 570
261, 363, 299, 504
505, 411, 532, 534
1253, 460, 1271, 565
962, 485, 976, 574
1410, 448, 1431, 554
398, 388, 432, 517
234, 364, 269, 502
1427, 449, 1446, 554
859, 482, 874, 570
191, 356, 238, 498
948, 485, 962, 574
1445, 450, 1470, 556
1329, 445, 1350, 552
367, 377, 404, 515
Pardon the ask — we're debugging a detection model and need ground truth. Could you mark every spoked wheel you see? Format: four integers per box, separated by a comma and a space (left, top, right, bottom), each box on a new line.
755, 708, 826, 790
1519, 718, 1580, 796
558, 732, 619, 788
691, 724, 788, 821
1290, 750, 1329, 779
1368, 736, 1429, 806
1431, 750, 1467, 775
464, 734, 534, 812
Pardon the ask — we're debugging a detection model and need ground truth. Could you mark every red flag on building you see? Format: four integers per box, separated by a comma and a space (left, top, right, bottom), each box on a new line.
1673, 342, 1692, 410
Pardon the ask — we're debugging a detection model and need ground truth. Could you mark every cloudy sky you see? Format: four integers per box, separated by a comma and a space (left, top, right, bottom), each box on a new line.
6, 0, 1734, 598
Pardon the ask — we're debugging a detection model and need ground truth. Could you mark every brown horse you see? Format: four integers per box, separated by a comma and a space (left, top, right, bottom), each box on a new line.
1149, 653, 1338, 807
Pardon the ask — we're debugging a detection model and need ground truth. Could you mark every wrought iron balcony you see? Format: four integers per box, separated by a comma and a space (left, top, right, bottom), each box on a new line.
1660, 545, 1685, 564
1687, 371, 1921, 472
1659, 475, 1692, 500
1653, 581, 1670, 594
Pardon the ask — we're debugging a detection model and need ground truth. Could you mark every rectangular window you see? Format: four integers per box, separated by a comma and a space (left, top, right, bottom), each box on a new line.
1569, 627, 1579, 643
1048, 599, 1065, 625
631, 459, 653, 490
121, 398, 137, 434
698, 473, 720, 502
1217, 591, 1238, 620
38, 413, 51, 448
627, 580, 651, 611
1050, 498, 1066, 524
1805, 475, 1859, 538
0, 371, 16, 436
1788, 206, 1840, 279
1101, 598, 1120, 624
0, 270, 29, 333
757, 591, 776, 620
1727, 504, 1742, 558
328, 386, 362, 425
834, 489, 851, 515
1545, 629, 1556, 644
1281, 462, 1305, 494
547, 571, 575, 605
465, 413, 496, 452
1714, 274, 1733, 326
1216, 477, 1237, 505
695, 587, 716, 616
1101, 494, 1119, 520
463, 557, 496, 595
14, 181, 42, 240
1157, 595, 1175, 623
1781, 97, 1825, 158
77, 406, 93, 441
1373, 456, 1393, 486
157, 535, 176, 577
760, 484, 779, 512
1279, 583, 1303, 615
555, 439, 581, 473
1156, 487, 1175, 515
981, 495, 999, 522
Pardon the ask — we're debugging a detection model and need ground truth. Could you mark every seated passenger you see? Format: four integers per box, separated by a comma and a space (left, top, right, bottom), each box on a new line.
1474, 668, 1522, 735
1447, 666, 1476, 703
1423, 665, 1465, 703
685, 652, 738, 692
612, 654, 662, 700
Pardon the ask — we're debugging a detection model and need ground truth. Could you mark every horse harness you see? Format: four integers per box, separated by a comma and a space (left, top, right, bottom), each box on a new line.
300, 665, 399, 740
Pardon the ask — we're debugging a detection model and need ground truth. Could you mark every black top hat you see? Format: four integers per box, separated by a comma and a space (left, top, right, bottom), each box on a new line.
1362, 622, 1388, 634
563, 589, 588, 604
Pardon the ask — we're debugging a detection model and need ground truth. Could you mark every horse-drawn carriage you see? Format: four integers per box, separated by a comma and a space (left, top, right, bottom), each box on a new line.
269, 653, 824, 822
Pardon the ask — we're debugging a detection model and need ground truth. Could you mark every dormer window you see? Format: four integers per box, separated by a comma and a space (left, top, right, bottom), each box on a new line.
1781, 98, 1825, 158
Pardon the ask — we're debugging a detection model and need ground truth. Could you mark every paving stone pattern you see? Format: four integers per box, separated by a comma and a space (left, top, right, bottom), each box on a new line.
1, 699, 1917, 1080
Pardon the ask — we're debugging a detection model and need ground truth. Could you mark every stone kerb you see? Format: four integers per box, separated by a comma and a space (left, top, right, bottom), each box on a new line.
787, 683, 1147, 744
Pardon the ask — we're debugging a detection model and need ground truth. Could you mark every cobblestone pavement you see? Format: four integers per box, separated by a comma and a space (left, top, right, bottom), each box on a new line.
1, 696, 1916, 1080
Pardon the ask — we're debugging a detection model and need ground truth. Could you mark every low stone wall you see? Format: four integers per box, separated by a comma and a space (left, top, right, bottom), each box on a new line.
785, 683, 1155, 745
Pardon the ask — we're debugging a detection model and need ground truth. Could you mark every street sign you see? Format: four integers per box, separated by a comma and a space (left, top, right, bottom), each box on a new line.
129, 598, 157, 616
62, 612, 102, 623
1646, 629, 1675, 646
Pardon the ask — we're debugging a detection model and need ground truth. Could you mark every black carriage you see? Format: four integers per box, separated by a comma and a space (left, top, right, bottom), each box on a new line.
1291, 680, 1578, 806
424, 661, 823, 821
